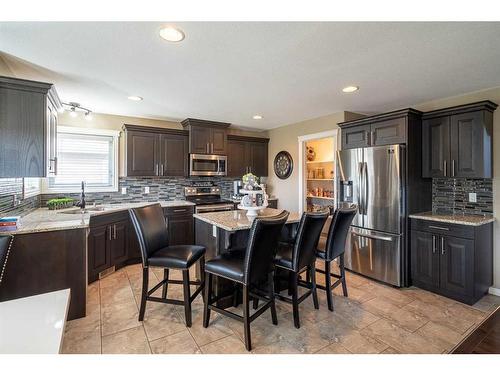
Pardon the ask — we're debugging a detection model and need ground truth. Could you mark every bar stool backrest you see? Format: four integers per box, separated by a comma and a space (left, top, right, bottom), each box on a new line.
0, 235, 14, 286
244, 210, 289, 285
324, 206, 357, 261
293, 211, 329, 271
129, 204, 169, 267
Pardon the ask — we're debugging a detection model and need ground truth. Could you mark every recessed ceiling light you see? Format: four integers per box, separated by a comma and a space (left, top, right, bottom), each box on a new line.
342, 86, 359, 93
253, 115, 263, 120
159, 26, 185, 42
128, 96, 143, 101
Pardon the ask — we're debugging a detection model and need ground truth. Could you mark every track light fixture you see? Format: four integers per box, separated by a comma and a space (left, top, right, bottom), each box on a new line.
61, 102, 93, 120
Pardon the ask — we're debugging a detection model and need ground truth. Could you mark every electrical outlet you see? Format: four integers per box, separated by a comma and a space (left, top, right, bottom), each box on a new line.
121, 187, 127, 195
144, 186, 150, 194
469, 192, 477, 203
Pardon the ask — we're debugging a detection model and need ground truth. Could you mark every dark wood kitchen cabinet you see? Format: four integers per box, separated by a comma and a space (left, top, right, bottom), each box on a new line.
227, 135, 269, 177
164, 205, 194, 245
339, 108, 420, 150
88, 211, 134, 283
422, 101, 497, 178
123, 124, 189, 177
410, 218, 492, 305
181, 118, 230, 155
0, 76, 62, 177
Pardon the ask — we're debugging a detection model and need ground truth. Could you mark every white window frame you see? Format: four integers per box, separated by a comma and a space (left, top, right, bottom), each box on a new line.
42, 126, 120, 194
23, 177, 41, 198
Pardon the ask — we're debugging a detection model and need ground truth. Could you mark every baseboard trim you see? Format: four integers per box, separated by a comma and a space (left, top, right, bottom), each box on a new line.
488, 287, 500, 296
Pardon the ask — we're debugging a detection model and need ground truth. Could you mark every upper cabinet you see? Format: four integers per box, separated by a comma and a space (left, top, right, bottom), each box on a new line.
0, 76, 62, 177
339, 108, 421, 150
227, 135, 269, 177
181, 118, 229, 155
123, 124, 189, 177
422, 101, 497, 179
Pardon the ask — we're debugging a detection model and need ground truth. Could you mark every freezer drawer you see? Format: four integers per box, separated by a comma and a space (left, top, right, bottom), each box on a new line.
344, 227, 402, 286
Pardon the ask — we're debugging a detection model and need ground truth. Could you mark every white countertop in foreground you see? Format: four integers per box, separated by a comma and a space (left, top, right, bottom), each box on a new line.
0, 289, 70, 354
1, 200, 194, 235
194, 208, 300, 231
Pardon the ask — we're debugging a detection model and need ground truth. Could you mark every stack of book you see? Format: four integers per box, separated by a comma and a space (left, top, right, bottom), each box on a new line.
0, 216, 19, 231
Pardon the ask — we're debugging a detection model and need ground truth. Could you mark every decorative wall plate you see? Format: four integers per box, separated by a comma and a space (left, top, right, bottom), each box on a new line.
274, 151, 293, 179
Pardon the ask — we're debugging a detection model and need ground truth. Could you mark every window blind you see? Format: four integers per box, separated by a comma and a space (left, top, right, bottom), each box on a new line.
48, 132, 115, 190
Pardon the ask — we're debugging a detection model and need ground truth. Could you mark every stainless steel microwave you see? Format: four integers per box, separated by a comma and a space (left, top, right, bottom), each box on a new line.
189, 154, 227, 176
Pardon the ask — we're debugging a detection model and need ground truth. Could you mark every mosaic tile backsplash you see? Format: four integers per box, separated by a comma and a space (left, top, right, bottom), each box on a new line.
0, 179, 40, 217
432, 178, 493, 215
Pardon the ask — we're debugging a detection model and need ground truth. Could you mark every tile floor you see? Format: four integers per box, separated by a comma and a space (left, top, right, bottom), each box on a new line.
62, 263, 500, 354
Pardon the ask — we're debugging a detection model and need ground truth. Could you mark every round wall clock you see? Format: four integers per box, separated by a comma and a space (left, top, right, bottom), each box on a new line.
274, 151, 293, 179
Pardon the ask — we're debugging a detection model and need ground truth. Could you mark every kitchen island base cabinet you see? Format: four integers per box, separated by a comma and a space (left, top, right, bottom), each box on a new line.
410, 219, 492, 305
0, 228, 87, 320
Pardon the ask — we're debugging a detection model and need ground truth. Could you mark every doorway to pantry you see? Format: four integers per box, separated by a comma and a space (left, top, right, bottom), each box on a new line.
297, 129, 339, 213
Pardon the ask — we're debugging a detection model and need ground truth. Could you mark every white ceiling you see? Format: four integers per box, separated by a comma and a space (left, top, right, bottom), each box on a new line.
1, 22, 500, 130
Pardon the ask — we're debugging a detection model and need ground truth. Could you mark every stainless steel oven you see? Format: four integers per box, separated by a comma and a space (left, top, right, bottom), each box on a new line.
184, 182, 234, 213
189, 154, 227, 176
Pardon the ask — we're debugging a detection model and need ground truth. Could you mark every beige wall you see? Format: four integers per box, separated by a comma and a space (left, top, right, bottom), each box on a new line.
59, 112, 268, 176
267, 112, 346, 212
410, 86, 500, 291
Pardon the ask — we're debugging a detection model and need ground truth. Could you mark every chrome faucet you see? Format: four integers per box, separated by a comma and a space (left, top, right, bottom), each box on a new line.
76, 181, 86, 210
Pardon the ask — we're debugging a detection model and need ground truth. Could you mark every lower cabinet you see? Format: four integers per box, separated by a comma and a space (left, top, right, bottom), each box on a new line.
410, 219, 492, 305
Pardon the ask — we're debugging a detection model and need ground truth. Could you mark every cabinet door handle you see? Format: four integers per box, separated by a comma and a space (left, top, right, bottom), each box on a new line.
155, 164, 159, 176
108, 226, 112, 241
441, 237, 445, 255
432, 235, 436, 254
54, 157, 58, 175
443, 160, 447, 177
452, 160, 455, 177
173, 208, 186, 212
113, 224, 117, 240
371, 131, 375, 145
206, 143, 209, 153
428, 225, 449, 231
211, 143, 214, 153
161, 164, 164, 176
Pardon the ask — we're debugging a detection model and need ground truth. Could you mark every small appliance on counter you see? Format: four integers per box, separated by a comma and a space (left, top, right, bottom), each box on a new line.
232, 180, 244, 200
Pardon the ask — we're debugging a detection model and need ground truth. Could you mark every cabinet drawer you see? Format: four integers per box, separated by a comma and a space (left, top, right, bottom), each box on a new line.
90, 210, 130, 228
164, 205, 194, 216
411, 219, 474, 239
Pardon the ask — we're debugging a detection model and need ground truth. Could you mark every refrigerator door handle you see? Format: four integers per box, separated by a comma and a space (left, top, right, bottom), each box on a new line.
363, 161, 368, 215
357, 162, 364, 213
351, 229, 394, 242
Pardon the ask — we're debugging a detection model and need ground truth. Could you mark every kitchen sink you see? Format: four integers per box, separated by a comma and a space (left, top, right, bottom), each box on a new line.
58, 206, 106, 214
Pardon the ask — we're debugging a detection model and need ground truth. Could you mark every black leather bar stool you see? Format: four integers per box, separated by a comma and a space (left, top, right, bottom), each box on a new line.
315, 206, 357, 311
203, 210, 289, 351
274, 211, 328, 328
129, 204, 205, 327
0, 235, 14, 286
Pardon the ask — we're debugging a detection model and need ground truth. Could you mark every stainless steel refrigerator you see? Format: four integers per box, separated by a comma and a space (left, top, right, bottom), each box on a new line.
336, 145, 405, 286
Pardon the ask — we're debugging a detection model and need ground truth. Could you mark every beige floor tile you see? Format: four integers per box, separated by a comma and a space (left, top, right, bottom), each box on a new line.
62, 312, 101, 354
335, 284, 377, 304
330, 296, 380, 329
341, 329, 388, 354
200, 334, 248, 354
99, 269, 129, 290
415, 321, 464, 353
362, 297, 428, 332
100, 283, 136, 307
141, 302, 187, 342
150, 330, 201, 354
361, 318, 443, 354
102, 326, 151, 354
188, 310, 233, 347
87, 281, 100, 306
101, 300, 141, 336
402, 299, 476, 334
315, 342, 352, 354
363, 282, 416, 308
380, 346, 401, 354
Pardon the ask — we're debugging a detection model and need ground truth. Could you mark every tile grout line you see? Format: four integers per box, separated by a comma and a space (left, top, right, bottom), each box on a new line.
97, 279, 103, 354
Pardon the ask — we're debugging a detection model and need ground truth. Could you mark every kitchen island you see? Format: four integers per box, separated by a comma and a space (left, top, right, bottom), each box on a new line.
194, 208, 301, 308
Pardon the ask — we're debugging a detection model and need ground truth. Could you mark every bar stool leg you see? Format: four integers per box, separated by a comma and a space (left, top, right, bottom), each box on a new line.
339, 254, 348, 297
268, 271, 278, 325
203, 273, 212, 328
162, 268, 169, 299
325, 261, 334, 311
242, 285, 252, 351
310, 264, 319, 310
291, 272, 300, 329
139, 267, 149, 321
182, 269, 192, 327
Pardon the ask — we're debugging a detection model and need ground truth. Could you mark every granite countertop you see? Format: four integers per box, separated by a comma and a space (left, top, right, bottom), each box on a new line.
225, 196, 278, 204
1, 200, 194, 235
409, 211, 495, 226
194, 208, 300, 231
